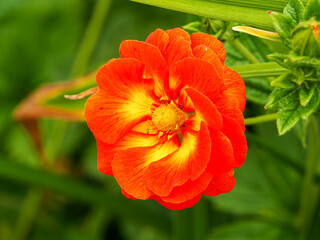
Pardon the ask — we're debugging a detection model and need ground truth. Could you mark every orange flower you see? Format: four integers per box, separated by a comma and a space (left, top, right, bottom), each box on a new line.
85, 28, 247, 210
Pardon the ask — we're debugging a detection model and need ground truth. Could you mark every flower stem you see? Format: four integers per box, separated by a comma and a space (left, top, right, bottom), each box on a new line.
70, 0, 112, 77
231, 38, 259, 64
295, 115, 320, 239
244, 113, 278, 125
173, 198, 208, 240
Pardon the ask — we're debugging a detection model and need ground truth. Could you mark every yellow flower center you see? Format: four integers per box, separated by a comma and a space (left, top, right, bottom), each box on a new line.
151, 101, 185, 133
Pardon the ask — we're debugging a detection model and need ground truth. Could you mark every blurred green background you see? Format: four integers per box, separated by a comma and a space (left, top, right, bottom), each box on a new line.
0, 0, 319, 239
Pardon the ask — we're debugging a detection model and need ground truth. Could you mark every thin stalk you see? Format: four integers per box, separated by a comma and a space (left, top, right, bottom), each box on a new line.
71, 0, 112, 77
45, 0, 112, 164
230, 62, 289, 78
173, 198, 208, 240
244, 113, 278, 125
295, 115, 319, 239
173, 208, 193, 240
230, 38, 259, 64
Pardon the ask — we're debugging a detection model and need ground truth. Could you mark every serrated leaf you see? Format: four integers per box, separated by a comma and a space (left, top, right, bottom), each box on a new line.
276, 87, 320, 134
299, 87, 320, 119
271, 72, 296, 89
265, 88, 299, 110
245, 78, 273, 105
299, 83, 316, 106
268, 53, 293, 69
305, 0, 320, 21
277, 103, 301, 135
270, 12, 294, 48
283, 0, 305, 25
291, 21, 320, 57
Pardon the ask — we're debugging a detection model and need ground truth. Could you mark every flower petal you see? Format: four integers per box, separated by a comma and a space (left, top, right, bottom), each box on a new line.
112, 136, 179, 199
119, 40, 169, 98
170, 57, 222, 101
222, 115, 247, 168
208, 129, 235, 175
160, 170, 212, 204
192, 44, 223, 78
166, 28, 191, 44
165, 36, 193, 69
191, 33, 226, 63
145, 29, 170, 56
97, 131, 163, 176
144, 122, 211, 197
155, 194, 201, 210
184, 87, 222, 130
222, 66, 246, 112
203, 170, 235, 196
85, 59, 157, 144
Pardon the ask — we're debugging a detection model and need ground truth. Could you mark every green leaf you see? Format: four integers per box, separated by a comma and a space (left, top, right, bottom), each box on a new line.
277, 104, 301, 135
299, 83, 316, 106
273, 87, 320, 134
291, 21, 320, 57
269, 12, 294, 48
182, 21, 202, 32
305, 0, 320, 21
0, 158, 172, 234
268, 53, 293, 69
299, 87, 320, 119
231, 62, 289, 78
131, 0, 274, 30
293, 118, 308, 148
265, 88, 299, 110
283, 0, 305, 25
271, 72, 296, 89
245, 78, 273, 104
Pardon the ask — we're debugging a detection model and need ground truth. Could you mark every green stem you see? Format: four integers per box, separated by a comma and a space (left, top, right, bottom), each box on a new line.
10, 188, 43, 240
244, 113, 278, 125
71, 0, 112, 77
173, 198, 208, 240
231, 38, 259, 64
174, 208, 193, 240
230, 62, 289, 78
295, 115, 319, 239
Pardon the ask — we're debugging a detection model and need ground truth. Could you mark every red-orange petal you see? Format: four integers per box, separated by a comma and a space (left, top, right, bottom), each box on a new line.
97, 131, 164, 176
155, 194, 201, 210
112, 136, 179, 199
144, 122, 211, 197
119, 40, 169, 98
170, 57, 222, 101
222, 115, 247, 168
160, 170, 212, 204
192, 44, 223, 78
184, 87, 222, 130
85, 59, 157, 144
164, 36, 193, 69
203, 170, 235, 196
166, 28, 191, 44
191, 33, 226, 63
145, 29, 170, 56
208, 128, 235, 175
222, 66, 246, 112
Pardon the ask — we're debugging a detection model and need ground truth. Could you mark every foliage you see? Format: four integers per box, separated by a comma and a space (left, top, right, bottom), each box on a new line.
1, 0, 320, 240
